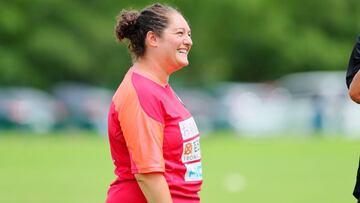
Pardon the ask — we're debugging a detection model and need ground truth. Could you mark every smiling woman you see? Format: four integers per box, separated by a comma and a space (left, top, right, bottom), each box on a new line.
106, 3, 202, 203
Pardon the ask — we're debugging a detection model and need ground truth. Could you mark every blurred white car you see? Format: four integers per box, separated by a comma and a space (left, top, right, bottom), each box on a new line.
0, 87, 66, 133
279, 71, 360, 136
214, 82, 291, 136
53, 83, 112, 135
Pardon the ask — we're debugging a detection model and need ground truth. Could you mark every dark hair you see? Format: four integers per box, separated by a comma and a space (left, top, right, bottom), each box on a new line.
115, 3, 177, 59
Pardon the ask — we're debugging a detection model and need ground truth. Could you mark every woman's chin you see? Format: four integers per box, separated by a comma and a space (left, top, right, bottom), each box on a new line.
179, 59, 189, 67
170, 61, 188, 73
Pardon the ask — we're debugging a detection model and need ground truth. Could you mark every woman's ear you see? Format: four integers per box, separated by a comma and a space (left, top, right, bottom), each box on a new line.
145, 31, 158, 48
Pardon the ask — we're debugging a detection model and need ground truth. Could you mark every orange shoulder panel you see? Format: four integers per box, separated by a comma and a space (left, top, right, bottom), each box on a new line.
112, 74, 165, 173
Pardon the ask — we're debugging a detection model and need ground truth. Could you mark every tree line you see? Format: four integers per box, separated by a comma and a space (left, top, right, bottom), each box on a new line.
0, 0, 359, 89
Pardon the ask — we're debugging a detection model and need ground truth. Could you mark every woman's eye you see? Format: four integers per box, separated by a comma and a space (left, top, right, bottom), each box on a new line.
177, 32, 184, 36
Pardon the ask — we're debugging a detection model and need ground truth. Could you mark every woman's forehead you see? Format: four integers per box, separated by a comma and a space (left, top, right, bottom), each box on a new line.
167, 12, 190, 30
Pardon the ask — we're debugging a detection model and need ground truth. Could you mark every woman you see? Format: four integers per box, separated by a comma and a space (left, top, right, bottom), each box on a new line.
106, 3, 202, 203
346, 34, 360, 203
347, 35, 360, 103
354, 159, 360, 203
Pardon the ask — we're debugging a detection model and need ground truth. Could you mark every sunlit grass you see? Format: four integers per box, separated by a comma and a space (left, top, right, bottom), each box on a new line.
0, 131, 358, 203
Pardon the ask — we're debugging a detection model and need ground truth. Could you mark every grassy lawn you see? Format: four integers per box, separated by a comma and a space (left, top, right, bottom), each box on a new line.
0, 131, 358, 203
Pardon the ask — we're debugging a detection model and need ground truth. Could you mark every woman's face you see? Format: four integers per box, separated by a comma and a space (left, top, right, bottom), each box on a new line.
157, 12, 193, 74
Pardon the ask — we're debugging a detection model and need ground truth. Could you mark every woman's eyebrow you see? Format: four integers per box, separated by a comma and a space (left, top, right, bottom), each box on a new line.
172, 28, 191, 32
172, 28, 185, 32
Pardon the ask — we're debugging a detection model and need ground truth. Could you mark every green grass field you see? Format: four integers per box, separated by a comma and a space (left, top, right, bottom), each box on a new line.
0, 131, 358, 203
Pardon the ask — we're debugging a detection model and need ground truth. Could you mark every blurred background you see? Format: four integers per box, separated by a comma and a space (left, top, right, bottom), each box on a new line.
0, 0, 359, 202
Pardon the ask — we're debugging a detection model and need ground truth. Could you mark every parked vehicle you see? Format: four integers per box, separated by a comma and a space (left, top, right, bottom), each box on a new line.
53, 83, 112, 135
279, 71, 360, 136
213, 82, 291, 136
0, 87, 66, 133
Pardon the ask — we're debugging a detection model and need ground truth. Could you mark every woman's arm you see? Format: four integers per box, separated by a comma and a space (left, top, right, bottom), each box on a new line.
135, 172, 173, 203
349, 71, 360, 103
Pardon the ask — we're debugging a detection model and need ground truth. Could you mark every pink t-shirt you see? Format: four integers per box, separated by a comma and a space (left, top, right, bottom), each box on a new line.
106, 68, 202, 203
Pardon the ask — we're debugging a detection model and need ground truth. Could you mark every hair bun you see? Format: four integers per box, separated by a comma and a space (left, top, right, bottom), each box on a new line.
115, 10, 140, 41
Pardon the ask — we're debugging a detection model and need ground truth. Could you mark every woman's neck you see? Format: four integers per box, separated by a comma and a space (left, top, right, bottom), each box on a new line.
133, 57, 170, 86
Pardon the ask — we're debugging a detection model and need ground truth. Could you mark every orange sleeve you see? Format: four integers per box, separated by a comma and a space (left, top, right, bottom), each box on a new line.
113, 78, 165, 174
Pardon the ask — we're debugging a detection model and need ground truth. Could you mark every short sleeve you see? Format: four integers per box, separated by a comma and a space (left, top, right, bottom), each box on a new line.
346, 35, 360, 88
113, 73, 165, 174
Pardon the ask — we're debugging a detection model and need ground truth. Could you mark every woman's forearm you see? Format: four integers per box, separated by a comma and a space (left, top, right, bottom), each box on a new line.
135, 173, 173, 203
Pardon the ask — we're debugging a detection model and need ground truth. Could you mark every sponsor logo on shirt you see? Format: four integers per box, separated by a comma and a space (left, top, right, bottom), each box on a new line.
182, 137, 201, 163
179, 117, 199, 140
185, 162, 202, 182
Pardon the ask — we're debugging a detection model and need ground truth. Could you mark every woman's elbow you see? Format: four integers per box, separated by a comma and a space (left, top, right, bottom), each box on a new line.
349, 89, 360, 103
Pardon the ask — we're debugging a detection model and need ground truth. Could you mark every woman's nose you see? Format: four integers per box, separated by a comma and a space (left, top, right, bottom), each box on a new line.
184, 35, 193, 46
